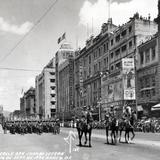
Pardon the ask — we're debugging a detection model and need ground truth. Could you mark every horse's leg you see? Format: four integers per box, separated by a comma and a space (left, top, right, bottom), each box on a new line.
119, 129, 122, 142
125, 130, 128, 143
110, 130, 114, 144
106, 127, 109, 144
84, 131, 87, 145
131, 128, 135, 141
127, 130, 130, 143
78, 129, 82, 146
89, 129, 92, 147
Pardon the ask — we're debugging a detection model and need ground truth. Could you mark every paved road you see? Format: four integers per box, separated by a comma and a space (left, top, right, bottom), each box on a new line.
0, 127, 160, 160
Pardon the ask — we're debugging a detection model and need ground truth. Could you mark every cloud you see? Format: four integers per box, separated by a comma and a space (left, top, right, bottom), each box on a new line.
79, 0, 157, 35
0, 17, 33, 35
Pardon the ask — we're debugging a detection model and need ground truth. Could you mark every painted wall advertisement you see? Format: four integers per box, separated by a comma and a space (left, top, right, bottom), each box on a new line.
101, 75, 123, 104
122, 58, 136, 100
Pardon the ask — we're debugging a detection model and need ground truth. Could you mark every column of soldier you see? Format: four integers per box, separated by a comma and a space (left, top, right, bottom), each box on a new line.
2, 120, 60, 135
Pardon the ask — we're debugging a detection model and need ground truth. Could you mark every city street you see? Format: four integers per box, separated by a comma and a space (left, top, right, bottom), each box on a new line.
0, 127, 160, 160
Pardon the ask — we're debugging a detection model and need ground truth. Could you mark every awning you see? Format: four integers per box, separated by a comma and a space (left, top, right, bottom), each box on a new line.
151, 103, 160, 111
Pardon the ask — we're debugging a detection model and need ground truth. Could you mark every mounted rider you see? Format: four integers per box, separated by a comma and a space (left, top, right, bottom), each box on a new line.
81, 106, 93, 129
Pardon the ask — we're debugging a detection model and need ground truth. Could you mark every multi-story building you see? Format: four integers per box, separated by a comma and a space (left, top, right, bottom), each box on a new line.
56, 42, 75, 120
137, 34, 158, 117
102, 13, 157, 115
20, 96, 26, 118
24, 87, 36, 118
74, 19, 117, 119
75, 13, 157, 119
35, 58, 56, 119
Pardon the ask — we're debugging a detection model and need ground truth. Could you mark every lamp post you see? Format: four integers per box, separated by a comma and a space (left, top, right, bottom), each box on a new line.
97, 97, 102, 122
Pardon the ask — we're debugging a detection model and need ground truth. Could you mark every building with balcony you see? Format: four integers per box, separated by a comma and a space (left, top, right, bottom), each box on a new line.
56, 42, 75, 120
35, 58, 56, 119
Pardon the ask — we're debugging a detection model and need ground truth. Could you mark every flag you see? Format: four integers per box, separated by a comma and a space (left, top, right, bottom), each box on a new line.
57, 32, 66, 44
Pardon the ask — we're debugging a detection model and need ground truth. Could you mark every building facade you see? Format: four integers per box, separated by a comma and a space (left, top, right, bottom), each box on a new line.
35, 58, 56, 119
20, 87, 36, 119
137, 34, 159, 117
56, 42, 75, 120
75, 14, 157, 119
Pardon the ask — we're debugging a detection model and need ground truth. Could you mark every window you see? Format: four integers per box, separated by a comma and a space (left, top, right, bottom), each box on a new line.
51, 94, 55, 97
145, 49, 150, 63
116, 35, 120, 42
104, 58, 106, 67
111, 65, 114, 71
121, 30, 127, 37
115, 62, 121, 69
110, 52, 114, 59
103, 44, 106, 53
151, 47, 156, 60
89, 67, 91, 75
107, 57, 108, 64
51, 101, 55, 105
152, 89, 156, 96
50, 72, 55, 75
50, 79, 55, 83
121, 45, 127, 52
141, 91, 144, 98
98, 48, 101, 57
106, 43, 109, 51
115, 49, 120, 56
140, 52, 144, 65
152, 76, 156, 86
98, 61, 101, 71
145, 77, 150, 87
129, 41, 132, 48
129, 26, 132, 33
140, 78, 144, 89
111, 39, 113, 46
89, 55, 91, 64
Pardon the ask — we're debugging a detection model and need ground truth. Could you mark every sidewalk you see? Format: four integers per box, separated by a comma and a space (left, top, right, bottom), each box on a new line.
61, 127, 160, 147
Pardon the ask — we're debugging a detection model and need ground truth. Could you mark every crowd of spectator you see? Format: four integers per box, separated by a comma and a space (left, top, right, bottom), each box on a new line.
61, 118, 160, 133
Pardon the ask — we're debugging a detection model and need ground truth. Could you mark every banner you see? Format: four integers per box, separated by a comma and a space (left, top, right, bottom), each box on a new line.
122, 58, 135, 100
57, 32, 66, 44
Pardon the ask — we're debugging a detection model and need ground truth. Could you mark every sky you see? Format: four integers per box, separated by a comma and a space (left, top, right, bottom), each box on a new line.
0, 0, 158, 112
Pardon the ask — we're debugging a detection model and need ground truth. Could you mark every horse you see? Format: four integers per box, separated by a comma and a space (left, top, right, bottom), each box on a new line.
105, 112, 118, 145
118, 110, 137, 143
125, 111, 137, 143
76, 111, 93, 147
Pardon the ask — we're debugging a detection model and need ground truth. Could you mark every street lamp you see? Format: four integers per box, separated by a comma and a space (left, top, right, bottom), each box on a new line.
97, 97, 102, 122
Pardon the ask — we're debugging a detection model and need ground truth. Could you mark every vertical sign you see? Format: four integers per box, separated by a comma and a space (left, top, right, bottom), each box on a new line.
79, 59, 83, 97
122, 58, 136, 100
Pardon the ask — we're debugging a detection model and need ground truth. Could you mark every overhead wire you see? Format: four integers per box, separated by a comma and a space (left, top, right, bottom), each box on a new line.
0, 67, 41, 72
0, 0, 59, 64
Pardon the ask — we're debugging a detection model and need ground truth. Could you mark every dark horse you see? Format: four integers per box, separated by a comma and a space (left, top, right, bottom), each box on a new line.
76, 112, 93, 147
105, 113, 118, 145
119, 111, 137, 143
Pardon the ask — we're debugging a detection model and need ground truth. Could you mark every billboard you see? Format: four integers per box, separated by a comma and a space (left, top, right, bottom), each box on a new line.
122, 58, 136, 100
101, 76, 123, 104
